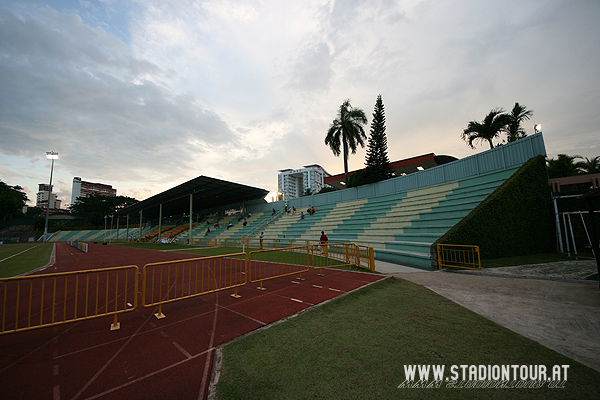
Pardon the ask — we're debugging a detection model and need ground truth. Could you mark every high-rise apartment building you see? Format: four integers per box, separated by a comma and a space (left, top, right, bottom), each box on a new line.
71, 177, 117, 205
36, 183, 62, 211
277, 165, 331, 201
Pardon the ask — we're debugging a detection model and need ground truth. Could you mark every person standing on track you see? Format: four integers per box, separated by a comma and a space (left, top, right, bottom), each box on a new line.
319, 231, 328, 255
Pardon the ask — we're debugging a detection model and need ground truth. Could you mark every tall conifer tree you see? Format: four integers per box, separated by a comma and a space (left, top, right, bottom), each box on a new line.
365, 95, 393, 182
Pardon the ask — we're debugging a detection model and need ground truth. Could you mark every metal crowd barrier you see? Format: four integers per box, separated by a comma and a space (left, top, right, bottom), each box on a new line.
248, 246, 310, 290
1, 243, 377, 335
1, 265, 138, 335
437, 244, 481, 270
356, 245, 376, 272
310, 243, 359, 275
141, 253, 247, 319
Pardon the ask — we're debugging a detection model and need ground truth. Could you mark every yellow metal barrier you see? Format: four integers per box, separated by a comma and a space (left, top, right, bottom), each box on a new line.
0, 265, 138, 335
248, 246, 310, 290
311, 243, 360, 275
1, 242, 377, 335
437, 244, 481, 270
142, 253, 247, 319
356, 245, 376, 272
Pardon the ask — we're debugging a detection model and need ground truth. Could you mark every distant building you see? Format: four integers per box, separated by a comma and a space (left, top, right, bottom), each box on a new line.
278, 165, 332, 201
71, 177, 117, 205
36, 183, 62, 211
549, 173, 600, 193
324, 153, 458, 189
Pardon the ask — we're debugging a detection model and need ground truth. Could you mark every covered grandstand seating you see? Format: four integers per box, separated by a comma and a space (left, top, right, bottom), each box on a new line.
159, 225, 188, 239
48, 133, 546, 268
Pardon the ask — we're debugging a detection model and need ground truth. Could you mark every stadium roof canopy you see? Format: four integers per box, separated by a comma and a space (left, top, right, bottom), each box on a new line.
115, 176, 269, 220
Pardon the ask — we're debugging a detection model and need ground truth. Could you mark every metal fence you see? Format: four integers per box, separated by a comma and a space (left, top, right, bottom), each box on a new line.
1, 244, 376, 335
1, 265, 138, 335
311, 243, 358, 275
437, 244, 481, 270
248, 246, 310, 290
141, 253, 247, 319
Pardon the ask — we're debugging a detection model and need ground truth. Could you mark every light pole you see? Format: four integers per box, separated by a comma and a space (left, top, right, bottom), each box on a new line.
110, 214, 114, 244
43, 151, 58, 242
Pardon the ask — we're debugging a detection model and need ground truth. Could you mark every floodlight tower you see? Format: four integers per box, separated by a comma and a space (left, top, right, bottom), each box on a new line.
43, 151, 58, 242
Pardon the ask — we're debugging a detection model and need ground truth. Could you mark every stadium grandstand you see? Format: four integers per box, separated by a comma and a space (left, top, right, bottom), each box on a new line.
48, 133, 547, 268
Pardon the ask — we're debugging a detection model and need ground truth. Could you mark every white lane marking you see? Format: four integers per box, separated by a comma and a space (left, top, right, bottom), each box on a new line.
172, 342, 192, 359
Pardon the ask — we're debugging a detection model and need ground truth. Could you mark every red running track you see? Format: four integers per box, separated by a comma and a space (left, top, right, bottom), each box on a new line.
0, 243, 384, 400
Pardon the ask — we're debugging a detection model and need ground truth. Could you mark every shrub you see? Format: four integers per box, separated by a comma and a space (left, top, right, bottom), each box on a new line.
433, 155, 555, 259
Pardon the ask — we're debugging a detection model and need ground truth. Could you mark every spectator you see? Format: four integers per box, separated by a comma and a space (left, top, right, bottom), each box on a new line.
243, 219, 247, 226
319, 231, 328, 244
272, 208, 276, 216
319, 231, 328, 255
227, 222, 233, 229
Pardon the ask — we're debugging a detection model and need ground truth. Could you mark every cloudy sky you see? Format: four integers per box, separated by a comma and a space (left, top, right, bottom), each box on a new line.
1, 0, 599, 207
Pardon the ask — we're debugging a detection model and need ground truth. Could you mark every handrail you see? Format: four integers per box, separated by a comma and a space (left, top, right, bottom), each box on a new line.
245, 208, 284, 237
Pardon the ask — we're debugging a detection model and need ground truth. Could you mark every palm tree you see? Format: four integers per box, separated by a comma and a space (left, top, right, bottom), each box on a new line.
578, 156, 600, 174
505, 102, 533, 143
461, 108, 511, 149
546, 154, 583, 178
325, 100, 368, 186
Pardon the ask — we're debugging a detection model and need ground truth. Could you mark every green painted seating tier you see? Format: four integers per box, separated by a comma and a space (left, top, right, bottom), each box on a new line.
254, 167, 518, 267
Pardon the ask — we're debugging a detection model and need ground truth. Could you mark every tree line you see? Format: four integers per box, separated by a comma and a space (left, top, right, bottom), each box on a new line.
0, 179, 137, 228
546, 154, 600, 179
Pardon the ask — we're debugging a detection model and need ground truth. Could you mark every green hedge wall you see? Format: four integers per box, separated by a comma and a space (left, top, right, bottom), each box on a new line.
432, 155, 555, 259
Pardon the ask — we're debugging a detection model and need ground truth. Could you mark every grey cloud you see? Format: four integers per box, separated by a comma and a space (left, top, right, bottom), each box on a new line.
0, 7, 237, 184
287, 41, 333, 92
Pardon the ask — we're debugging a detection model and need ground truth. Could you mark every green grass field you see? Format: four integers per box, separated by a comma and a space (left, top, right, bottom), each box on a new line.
0, 243, 54, 278
217, 277, 600, 400
112, 242, 373, 272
